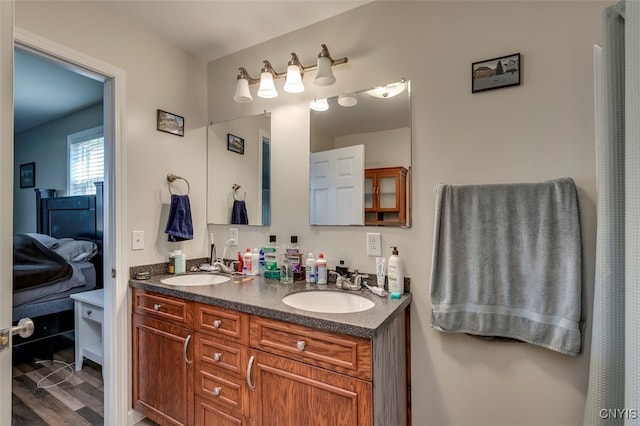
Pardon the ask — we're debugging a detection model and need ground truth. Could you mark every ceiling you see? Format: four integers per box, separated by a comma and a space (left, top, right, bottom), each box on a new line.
14, 0, 368, 134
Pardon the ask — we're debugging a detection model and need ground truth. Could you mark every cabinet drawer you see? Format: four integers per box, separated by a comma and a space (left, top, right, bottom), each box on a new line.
81, 304, 103, 324
195, 367, 250, 418
133, 289, 193, 327
195, 395, 248, 426
249, 316, 372, 380
195, 303, 248, 344
195, 333, 247, 378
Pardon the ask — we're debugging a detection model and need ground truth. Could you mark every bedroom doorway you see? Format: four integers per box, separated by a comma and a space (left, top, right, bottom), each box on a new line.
12, 46, 107, 424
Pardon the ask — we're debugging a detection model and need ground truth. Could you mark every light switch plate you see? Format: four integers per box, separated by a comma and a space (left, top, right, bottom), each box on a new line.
367, 233, 382, 257
132, 230, 144, 251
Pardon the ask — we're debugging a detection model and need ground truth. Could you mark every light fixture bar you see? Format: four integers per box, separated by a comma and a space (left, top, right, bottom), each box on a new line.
239, 44, 348, 86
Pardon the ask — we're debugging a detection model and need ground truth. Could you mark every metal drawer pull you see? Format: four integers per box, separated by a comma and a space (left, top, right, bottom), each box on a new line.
212, 387, 222, 396
247, 355, 255, 391
213, 352, 222, 362
87, 310, 92, 316
153, 304, 161, 311
213, 320, 222, 328
183, 334, 192, 364
296, 340, 306, 351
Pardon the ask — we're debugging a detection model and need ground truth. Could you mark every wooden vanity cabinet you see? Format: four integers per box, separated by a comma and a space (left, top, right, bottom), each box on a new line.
132, 289, 194, 426
364, 166, 408, 226
132, 288, 408, 426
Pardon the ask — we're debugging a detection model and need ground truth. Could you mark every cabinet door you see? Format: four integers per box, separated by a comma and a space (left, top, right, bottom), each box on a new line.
249, 350, 371, 426
196, 396, 247, 426
132, 313, 194, 426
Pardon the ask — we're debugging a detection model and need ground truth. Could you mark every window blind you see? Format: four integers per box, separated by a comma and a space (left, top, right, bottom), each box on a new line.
68, 126, 104, 195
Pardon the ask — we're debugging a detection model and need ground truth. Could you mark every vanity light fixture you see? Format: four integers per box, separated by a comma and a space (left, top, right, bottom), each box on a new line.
284, 53, 305, 93
310, 98, 329, 112
233, 44, 348, 102
257, 60, 279, 99
338, 92, 358, 107
366, 79, 407, 99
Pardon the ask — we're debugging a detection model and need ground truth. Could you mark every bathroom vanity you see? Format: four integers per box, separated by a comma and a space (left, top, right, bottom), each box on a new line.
130, 274, 411, 426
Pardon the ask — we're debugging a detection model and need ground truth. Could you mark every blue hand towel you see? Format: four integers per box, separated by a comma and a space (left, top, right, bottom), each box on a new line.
231, 200, 248, 225
165, 194, 193, 242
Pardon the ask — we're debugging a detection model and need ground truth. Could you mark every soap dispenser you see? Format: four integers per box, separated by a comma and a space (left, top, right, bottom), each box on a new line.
387, 246, 404, 294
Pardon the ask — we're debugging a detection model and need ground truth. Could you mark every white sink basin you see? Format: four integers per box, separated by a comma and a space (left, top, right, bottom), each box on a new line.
282, 291, 375, 314
160, 273, 230, 286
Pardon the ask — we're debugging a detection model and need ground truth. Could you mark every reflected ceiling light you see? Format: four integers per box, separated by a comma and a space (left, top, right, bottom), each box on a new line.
257, 60, 278, 99
233, 68, 255, 103
283, 53, 305, 93
310, 98, 329, 112
233, 44, 348, 102
366, 79, 407, 99
338, 92, 358, 107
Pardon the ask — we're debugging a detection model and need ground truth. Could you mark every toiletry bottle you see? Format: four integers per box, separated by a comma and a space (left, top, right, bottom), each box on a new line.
259, 248, 265, 274
287, 236, 304, 281
252, 248, 260, 275
264, 235, 279, 279
376, 257, 386, 289
237, 251, 244, 273
168, 252, 176, 274
174, 250, 184, 274
243, 248, 253, 275
280, 253, 293, 284
387, 246, 404, 294
305, 253, 315, 283
315, 253, 327, 284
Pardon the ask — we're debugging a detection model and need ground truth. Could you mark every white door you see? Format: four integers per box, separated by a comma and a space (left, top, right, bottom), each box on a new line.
0, 1, 14, 424
309, 145, 364, 225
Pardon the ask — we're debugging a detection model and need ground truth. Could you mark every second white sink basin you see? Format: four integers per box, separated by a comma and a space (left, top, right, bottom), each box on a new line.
282, 291, 375, 314
160, 273, 230, 286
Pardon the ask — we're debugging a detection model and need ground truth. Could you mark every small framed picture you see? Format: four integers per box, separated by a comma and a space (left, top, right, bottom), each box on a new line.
19, 162, 35, 188
157, 109, 184, 136
472, 53, 521, 93
227, 133, 245, 155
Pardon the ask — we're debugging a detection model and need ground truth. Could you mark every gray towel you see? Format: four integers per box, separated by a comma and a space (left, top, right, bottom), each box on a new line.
429, 177, 583, 356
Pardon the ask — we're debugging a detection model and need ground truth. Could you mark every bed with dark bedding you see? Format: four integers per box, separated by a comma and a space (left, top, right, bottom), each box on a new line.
12, 182, 103, 347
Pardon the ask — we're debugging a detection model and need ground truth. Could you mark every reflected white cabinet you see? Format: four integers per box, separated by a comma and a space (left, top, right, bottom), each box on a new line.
364, 167, 408, 226
70, 289, 104, 371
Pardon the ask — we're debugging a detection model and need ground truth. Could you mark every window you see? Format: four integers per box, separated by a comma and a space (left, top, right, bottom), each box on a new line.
68, 126, 104, 195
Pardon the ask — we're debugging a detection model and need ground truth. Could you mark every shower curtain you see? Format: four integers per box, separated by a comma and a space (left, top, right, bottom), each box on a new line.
584, 1, 640, 424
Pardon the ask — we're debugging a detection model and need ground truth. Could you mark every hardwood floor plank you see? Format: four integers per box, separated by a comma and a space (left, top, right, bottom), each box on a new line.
25, 369, 85, 411
74, 368, 103, 389
12, 376, 92, 426
61, 382, 104, 416
12, 394, 48, 426
75, 406, 104, 426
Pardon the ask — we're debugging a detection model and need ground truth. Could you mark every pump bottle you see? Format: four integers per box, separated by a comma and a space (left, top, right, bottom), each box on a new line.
387, 246, 404, 294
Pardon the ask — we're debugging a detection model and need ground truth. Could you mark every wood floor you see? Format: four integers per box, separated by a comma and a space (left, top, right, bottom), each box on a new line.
12, 335, 104, 425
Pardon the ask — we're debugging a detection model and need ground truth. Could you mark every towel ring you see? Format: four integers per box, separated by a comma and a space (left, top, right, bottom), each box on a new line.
232, 183, 245, 201
167, 173, 190, 195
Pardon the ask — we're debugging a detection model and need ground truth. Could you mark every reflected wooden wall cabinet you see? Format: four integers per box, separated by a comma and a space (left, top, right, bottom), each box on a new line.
364, 166, 408, 226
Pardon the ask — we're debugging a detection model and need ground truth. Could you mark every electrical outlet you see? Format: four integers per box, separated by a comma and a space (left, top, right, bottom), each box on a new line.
367, 233, 382, 257
132, 230, 144, 251
229, 228, 239, 246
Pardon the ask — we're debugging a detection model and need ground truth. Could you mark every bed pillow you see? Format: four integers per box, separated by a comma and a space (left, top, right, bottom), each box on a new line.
52, 239, 98, 262
24, 232, 59, 249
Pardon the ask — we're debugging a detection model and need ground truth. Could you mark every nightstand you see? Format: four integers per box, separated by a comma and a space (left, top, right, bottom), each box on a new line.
70, 288, 104, 371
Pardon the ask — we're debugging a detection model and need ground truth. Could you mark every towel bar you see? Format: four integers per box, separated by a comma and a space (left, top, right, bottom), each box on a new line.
167, 173, 190, 195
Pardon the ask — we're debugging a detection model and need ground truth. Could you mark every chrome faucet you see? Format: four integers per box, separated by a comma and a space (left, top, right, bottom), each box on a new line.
335, 270, 369, 291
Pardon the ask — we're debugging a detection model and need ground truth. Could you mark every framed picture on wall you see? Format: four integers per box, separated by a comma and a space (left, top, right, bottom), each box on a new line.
157, 109, 185, 136
227, 133, 245, 155
472, 53, 521, 93
19, 162, 35, 188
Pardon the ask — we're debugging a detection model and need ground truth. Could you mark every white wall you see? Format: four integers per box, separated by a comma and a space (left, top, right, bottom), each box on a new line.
206, 2, 607, 425
335, 127, 411, 169
13, 103, 103, 234
15, 0, 209, 267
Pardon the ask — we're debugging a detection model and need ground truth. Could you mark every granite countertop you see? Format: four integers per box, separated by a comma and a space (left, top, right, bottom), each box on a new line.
129, 273, 412, 339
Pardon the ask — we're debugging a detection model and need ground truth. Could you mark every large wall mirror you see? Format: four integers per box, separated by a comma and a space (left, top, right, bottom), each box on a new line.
309, 79, 411, 227
207, 113, 271, 226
